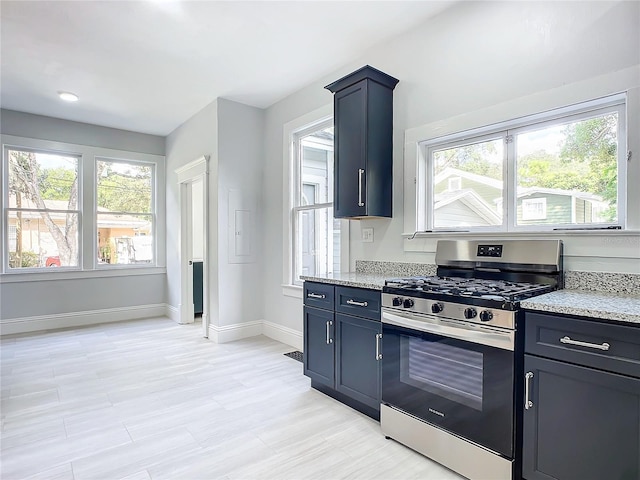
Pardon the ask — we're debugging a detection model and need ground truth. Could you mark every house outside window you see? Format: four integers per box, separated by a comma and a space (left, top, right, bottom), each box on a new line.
4, 148, 80, 269
97, 159, 154, 266
291, 118, 341, 285
420, 95, 626, 232
2, 138, 163, 273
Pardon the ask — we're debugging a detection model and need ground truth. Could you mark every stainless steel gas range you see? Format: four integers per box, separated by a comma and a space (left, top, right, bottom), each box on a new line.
380, 240, 563, 480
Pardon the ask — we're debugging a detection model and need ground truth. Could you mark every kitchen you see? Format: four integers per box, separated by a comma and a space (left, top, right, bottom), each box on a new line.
1, 1, 639, 479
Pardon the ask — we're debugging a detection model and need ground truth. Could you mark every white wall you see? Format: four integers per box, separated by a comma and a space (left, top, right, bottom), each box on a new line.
165, 98, 264, 340
0, 110, 167, 334
262, 1, 640, 344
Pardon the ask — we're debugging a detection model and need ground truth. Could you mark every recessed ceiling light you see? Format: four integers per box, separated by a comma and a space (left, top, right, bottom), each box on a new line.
58, 91, 79, 102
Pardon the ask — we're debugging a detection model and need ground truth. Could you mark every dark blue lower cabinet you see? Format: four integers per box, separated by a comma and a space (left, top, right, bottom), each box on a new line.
522, 354, 640, 480
335, 313, 382, 410
303, 283, 382, 419
303, 306, 334, 388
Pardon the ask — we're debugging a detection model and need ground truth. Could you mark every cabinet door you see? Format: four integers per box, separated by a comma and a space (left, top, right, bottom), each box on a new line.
303, 306, 335, 387
335, 313, 382, 410
522, 354, 640, 480
334, 81, 367, 218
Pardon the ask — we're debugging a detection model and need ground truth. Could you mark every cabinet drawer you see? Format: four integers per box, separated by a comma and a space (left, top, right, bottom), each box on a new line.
335, 286, 381, 321
303, 282, 334, 310
525, 312, 640, 378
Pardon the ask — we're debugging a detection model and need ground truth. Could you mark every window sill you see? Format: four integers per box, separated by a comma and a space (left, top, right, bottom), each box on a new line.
0, 266, 167, 284
282, 284, 303, 299
403, 229, 640, 239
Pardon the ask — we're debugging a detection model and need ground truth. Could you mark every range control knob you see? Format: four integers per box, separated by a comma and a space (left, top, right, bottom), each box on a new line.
479, 310, 494, 322
403, 298, 415, 309
431, 302, 444, 314
392, 297, 403, 307
463, 307, 477, 319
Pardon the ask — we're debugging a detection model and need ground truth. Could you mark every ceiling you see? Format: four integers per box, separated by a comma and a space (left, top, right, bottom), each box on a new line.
0, 1, 455, 137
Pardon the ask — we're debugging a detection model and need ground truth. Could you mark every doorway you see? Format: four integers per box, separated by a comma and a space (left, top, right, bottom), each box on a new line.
176, 156, 210, 338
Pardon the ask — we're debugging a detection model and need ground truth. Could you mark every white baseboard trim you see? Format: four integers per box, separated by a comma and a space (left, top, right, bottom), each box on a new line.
165, 304, 180, 323
0, 304, 167, 336
262, 320, 302, 350
208, 320, 263, 344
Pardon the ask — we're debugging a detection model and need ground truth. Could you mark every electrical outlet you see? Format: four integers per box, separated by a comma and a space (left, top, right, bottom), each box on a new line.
362, 227, 374, 243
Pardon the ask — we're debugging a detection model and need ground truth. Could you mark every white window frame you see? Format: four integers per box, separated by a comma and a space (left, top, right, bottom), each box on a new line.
0, 134, 165, 277
282, 105, 349, 296
418, 95, 627, 233
521, 198, 547, 221
96, 157, 156, 268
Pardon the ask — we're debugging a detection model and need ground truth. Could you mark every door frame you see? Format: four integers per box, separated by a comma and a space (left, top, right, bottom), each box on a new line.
176, 155, 210, 338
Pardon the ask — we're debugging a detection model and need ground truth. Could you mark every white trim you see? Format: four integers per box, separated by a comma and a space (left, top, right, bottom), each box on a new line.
0, 303, 166, 336
404, 66, 640, 236
0, 266, 166, 283
175, 155, 208, 183
282, 284, 303, 298
262, 320, 302, 350
207, 320, 263, 344
165, 303, 180, 323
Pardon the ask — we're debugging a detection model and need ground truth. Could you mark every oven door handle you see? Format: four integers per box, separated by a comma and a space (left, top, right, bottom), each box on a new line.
382, 310, 515, 351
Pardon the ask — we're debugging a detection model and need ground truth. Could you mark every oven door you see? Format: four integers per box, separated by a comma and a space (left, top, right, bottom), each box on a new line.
382, 308, 515, 458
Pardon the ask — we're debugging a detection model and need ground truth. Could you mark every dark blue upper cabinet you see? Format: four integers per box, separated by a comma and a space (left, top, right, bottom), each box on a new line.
325, 66, 399, 219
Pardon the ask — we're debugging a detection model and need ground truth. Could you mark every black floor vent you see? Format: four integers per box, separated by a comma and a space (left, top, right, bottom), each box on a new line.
284, 351, 303, 363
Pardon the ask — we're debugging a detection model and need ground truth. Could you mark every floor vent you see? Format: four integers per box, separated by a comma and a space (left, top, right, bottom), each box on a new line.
284, 351, 303, 363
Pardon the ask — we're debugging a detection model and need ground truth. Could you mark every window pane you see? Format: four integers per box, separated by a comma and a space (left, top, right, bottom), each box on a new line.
97, 213, 153, 265
516, 113, 618, 225
294, 207, 339, 282
299, 127, 334, 205
97, 160, 152, 213
7, 210, 79, 269
6, 149, 79, 269
432, 138, 504, 228
8, 149, 79, 208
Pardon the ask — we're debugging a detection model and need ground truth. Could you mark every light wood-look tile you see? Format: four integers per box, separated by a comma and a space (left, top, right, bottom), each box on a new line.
1, 317, 464, 480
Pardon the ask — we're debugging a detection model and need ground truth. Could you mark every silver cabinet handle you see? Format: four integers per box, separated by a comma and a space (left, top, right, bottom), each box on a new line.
560, 336, 610, 351
347, 299, 368, 307
307, 293, 326, 299
524, 372, 534, 410
375, 333, 383, 360
358, 168, 365, 207
326, 320, 333, 345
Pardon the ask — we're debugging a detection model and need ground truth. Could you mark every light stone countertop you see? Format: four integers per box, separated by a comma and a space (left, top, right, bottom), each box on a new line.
300, 272, 389, 290
521, 290, 640, 325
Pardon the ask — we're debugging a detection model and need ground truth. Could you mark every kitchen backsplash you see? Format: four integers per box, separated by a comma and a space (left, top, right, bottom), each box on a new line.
355, 261, 640, 295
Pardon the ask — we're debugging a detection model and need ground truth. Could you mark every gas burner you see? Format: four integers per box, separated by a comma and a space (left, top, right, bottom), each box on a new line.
384, 275, 556, 306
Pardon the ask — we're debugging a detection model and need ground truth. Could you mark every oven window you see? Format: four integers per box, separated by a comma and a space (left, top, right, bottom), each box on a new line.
400, 336, 483, 411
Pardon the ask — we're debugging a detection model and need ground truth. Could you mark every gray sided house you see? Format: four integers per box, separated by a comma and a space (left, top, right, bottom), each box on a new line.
434, 168, 608, 227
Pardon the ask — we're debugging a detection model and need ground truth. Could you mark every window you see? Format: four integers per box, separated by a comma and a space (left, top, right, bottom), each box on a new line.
5, 148, 80, 269
97, 159, 154, 265
420, 96, 626, 232
291, 119, 341, 285
2, 137, 164, 274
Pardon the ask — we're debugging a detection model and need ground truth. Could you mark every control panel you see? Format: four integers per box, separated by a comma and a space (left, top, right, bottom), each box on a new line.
477, 244, 503, 258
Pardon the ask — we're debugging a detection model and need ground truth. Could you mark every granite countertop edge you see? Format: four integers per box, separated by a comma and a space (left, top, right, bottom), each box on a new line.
302, 275, 640, 325
521, 290, 640, 325
300, 273, 388, 290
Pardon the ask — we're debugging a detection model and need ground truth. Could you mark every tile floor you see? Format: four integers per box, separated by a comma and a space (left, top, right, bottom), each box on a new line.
1, 317, 464, 480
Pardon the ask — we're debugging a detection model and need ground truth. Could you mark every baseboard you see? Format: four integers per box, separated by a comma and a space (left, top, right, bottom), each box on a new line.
208, 320, 263, 343
0, 304, 167, 336
262, 320, 302, 350
165, 304, 180, 323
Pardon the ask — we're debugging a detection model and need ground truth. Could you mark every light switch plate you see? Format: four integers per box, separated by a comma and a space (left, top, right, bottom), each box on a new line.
362, 227, 374, 243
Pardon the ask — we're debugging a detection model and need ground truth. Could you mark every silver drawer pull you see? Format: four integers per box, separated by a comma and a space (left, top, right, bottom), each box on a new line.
375, 333, 383, 360
358, 169, 365, 207
326, 321, 333, 344
524, 372, 534, 410
560, 336, 610, 351
347, 299, 368, 307
308, 293, 326, 299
